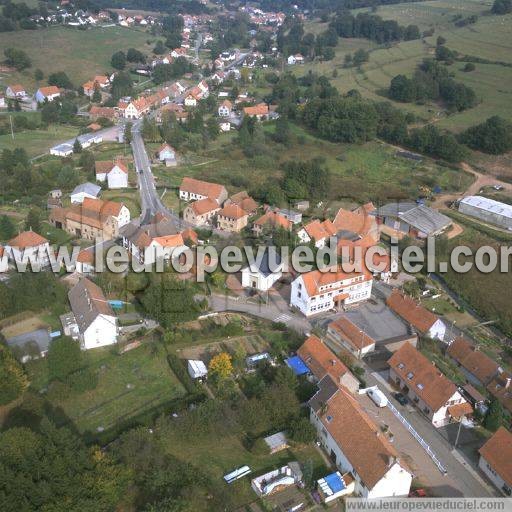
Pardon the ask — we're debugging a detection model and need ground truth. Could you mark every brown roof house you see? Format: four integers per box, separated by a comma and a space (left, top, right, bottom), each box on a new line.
478, 427, 512, 495
388, 343, 471, 427
447, 337, 500, 387
183, 197, 221, 227
68, 278, 117, 350
50, 197, 130, 241
216, 204, 249, 233
226, 191, 258, 215
308, 378, 413, 498
179, 177, 228, 204
6, 231, 51, 268
296, 335, 359, 393
486, 371, 512, 415
327, 316, 376, 359
386, 290, 446, 341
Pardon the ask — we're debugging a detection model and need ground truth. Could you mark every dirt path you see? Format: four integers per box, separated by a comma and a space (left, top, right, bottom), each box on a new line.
431, 162, 512, 208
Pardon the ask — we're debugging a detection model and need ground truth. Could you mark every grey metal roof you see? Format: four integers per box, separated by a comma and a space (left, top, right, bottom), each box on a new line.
399, 205, 451, 235
6, 328, 51, 355
308, 375, 339, 413
375, 202, 451, 235
68, 278, 114, 334
247, 248, 282, 277
72, 182, 101, 197
460, 195, 512, 220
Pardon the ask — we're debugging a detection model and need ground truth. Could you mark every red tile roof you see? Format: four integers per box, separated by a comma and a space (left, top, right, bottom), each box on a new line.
386, 290, 438, 334
189, 197, 220, 216
297, 335, 349, 384
328, 316, 376, 351
254, 211, 292, 230
388, 343, 459, 412
300, 267, 371, 298
243, 102, 268, 116
479, 427, 512, 487
303, 219, 336, 242
8, 231, 48, 249
180, 177, 226, 202
447, 337, 499, 385
319, 388, 405, 490
218, 204, 247, 220
37, 86, 60, 96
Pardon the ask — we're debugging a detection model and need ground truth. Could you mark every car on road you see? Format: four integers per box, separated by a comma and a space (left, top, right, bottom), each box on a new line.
367, 387, 388, 408
394, 392, 409, 406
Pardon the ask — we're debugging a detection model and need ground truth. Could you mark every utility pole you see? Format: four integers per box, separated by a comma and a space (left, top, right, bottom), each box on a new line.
9, 115, 14, 140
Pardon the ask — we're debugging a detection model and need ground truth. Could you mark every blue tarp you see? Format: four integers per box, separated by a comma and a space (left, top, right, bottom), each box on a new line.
324, 472, 346, 493
108, 300, 124, 309
285, 355, 309, 376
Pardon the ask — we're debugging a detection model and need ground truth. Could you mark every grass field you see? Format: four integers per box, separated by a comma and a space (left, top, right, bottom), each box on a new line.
0, 125, 79, 157
160, 123, 472, 208
301, 0, 512, 132
26, 342, 186, 434
0, 25, 152, 90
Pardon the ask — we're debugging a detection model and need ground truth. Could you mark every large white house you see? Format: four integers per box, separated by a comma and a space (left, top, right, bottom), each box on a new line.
478, 427, 512, 495
309, 378, 413, 498
95, 161, 129, 189
68, 278, 117, 350
290, 267, 373, 317
388, 343, 471, 428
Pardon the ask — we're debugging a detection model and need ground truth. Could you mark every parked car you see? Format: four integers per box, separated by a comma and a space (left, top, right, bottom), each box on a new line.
367, 387, 388, 408
394, 392, 409, 406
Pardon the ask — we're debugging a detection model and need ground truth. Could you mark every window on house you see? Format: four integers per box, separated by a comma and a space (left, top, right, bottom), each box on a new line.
417, 383, 424, 390
407, 372, 414, 379
398, 363, 405, 369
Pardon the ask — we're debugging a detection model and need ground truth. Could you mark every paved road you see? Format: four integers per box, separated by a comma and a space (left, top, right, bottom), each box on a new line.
367, 369, 496, 497
207, 292, 312, 334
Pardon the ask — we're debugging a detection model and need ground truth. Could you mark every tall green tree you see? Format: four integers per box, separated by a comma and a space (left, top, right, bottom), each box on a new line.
47, 336, 83, 382
0, 215, 16, 240
0, 343, 28, 405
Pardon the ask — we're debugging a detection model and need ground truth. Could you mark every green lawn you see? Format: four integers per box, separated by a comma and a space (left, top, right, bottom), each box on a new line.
0, 25, 152, 90
300, 0, 512, 131
26, 342, 186, 434
0, 125, 79, 158
101, 190, 141, 217
167, 122, 472, 205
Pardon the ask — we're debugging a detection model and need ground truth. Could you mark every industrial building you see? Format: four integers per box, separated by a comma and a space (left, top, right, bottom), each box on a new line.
458, 196, 512, 230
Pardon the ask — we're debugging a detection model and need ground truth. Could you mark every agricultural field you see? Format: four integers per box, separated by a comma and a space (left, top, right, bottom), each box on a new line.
300, 0, 512, 132
157, 123, 473, 209
0, 124, 79, 158
0, 25, 152, 91
25, 342, 186, 434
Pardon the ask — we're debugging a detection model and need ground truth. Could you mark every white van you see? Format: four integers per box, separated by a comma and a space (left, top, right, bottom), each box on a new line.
367, 387, 388, 408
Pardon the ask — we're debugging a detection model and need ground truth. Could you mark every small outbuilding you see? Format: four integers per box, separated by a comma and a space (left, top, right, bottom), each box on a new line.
263, 431, 289, 454
187, 359, 207, 379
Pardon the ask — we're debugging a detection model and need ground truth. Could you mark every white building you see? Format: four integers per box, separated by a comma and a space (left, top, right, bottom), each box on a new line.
241, 249, 282, 292
459, 195, 512, 230
71, 182, 101, 204
179, 176, 228, 204
68, 278, 117, 350
6, 231, 50, 268
388, 343, 471, 428
95, 161, 129, 189
0, 246, 8, 272
218, 99, 232, 117
35, 86, 61, 103
290, 267, 373, 317
309, 379, 412, 498
297, 219, 336, 249
478, 427, 512, 495
6, 84, 26, 99
187, 359, 208, 379
157, 143, 176, 162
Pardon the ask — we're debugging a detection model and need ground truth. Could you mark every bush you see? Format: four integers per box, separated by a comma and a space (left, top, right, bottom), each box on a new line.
166, 354, 203, 395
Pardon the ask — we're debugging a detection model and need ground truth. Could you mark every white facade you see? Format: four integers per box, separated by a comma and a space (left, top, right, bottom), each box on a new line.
479, 456, 511, 495
0, 250, 8, 272
241, 265, 282, 292
82, 314, 117, 350
114, 205, 131, 228
428, 318, 446, 341
219, 121, 231, 132
184, 95, 197, 107
6, 242, 51, 268
71, 191, 98, 204
290, 273, 372, 317
389, 368, 466, 427
107, 167, 128, 189
6, 86, 26, 98
218, 104, 231, 117
35, 89, 60, 103
297, 227, 327, 248
310, 409, 412, 498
